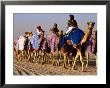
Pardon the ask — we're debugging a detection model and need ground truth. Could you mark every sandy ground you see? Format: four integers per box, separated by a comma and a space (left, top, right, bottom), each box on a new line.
13, 54, 97, 75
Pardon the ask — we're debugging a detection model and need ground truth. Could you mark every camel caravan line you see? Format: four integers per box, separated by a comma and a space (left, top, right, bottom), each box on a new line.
13, 15, 97, 72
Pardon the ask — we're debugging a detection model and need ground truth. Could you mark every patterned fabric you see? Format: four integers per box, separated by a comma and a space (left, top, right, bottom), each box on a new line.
32, 32, 40, 50
59, 27, 84, 49
87, 35, 97, 54
17, 36, 25, 50
48, 33, 59, 52
66, 27, 85, 45
39, 38, 48, 50
58, 35, 66, 50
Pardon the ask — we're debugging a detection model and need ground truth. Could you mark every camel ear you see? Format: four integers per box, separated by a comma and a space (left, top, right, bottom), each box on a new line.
93, 22, 95, 25
87, 22, 89, 25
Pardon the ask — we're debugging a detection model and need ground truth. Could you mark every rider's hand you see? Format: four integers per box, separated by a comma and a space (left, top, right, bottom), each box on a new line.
80, 42, 82, 45
73, 45, 76, 48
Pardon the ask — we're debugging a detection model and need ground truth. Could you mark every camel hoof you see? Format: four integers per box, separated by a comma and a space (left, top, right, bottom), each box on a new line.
58, 63, 60, 66
68, 64, 71, 67
82, 68, 87, 72
72, 66, 77, 70
32, 60, 35, 63
53, 62, 56, 66
56, 61, 60, 66
64, 67, 68, 69
63, 65, 68, 69
86, 65, 88, 68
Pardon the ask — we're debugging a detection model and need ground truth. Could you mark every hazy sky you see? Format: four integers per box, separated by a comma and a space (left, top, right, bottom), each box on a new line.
13, 13, 97, 39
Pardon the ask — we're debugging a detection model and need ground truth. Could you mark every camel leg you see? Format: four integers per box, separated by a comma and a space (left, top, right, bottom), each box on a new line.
41, 50, 45, 64
42, 50, 45, 63
15, 50, 18, 59
23, 50, 25, 59
25, 50, 27, 59
59, 51, 62, 59
86, 52, 89, 68
36, 50, 39, 58
50, 52, 53, 64
16, 51, 19, 60
44, 51, 48, 63
37, 50, 40, 62
27, 50, 30, 61
17, 53, 20, 61
33, 50, 37, 63
72, 52, 79, 70
20, 50, 23, 61
26, 50, 29, 59
44, 52, 47, 63
30, 51, 33, 62
95, 53, 97, 68
63, 53, 68, 68
29, 51, 33, 62
28, 52, 31, 61
18, 51, 21, 61
50, 52, 55, 65
57, 51, 61, 66
79, 51, 84, 71
67, 56, 71, 66
49, 53, 52, 63
18, 50, 22, 61
52, 52, 55, 65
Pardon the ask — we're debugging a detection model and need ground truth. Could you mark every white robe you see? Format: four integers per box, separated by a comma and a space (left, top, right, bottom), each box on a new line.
65, 27, 77, 34
18, 36, 25, 50
65, 27, 74, 34
36, 28, 42, 35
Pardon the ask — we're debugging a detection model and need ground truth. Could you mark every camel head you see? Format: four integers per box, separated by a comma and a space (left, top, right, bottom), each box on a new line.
87, 21, 95, 30
29, 32, 33, 37
25, 32, 30, 37
39, 31, 45, 39
58, 30, 63, 37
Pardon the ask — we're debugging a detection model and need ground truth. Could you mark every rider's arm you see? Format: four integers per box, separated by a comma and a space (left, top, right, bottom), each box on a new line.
65, 27, 74, 35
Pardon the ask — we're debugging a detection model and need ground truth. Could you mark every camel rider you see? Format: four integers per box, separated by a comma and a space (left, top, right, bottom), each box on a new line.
36, 26, 43, 37
52, 23, 59, 36
32, 26, 43, 50
64, 19, 85, 47
36, 26, 45, 48
69, 14, 74, 22
65, 14, 75, 35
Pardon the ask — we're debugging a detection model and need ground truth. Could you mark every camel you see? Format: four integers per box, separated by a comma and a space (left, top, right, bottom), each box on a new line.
37, 31, 51, 64
84, 30, 97, 68
72, 21, 95, 71
59, 21, 95, 71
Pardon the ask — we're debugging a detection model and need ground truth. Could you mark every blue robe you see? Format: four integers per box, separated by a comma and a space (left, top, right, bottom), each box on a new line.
66, 27, 85, 45
59, 35, 66, 49
60, 27, 84, 48
32, 32, 40, 49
